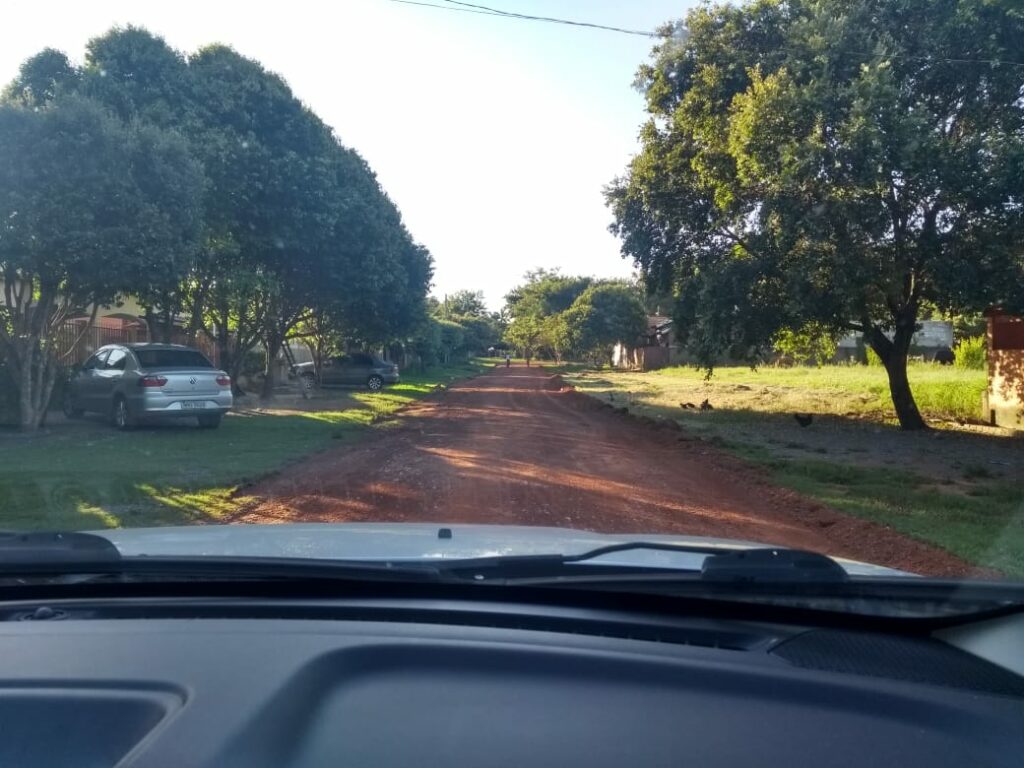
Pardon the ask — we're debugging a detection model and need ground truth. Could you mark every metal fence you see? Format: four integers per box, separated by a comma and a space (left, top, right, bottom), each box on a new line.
54, 322, 221, 367
54, 322, 149, 365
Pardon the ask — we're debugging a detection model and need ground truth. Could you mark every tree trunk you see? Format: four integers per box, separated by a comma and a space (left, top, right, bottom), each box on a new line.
865, 317, 928, 431
158, 307, 173, 344
883, 353, 927, 430
261, 333, 283, 401
14, 334, 60, 431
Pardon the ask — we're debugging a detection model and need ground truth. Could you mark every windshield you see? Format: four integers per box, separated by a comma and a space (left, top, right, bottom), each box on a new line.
0, 1, 1022, 603
133, 349, 213, 369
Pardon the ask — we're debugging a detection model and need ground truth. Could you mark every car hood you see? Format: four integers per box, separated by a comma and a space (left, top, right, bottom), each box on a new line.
93, 523, 911, 577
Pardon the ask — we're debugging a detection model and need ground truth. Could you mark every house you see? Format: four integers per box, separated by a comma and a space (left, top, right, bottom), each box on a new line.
982, 308, 1024, 430
612, 315, 678, 371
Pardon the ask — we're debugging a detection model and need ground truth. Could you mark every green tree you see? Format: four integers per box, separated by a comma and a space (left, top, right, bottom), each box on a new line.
503, 314, 544, 360
453, 315, 500, 354
437, 319, 466, 363
443, 289, 488, 319
540, 314, 571, 363
6, 27, 433, 401
0, 97, 203, 429
2, 48, 80, 106
562, 282, 647, 365
80, 29, 432, 396
81, 28, 202, 340
607, 0, 1024, 429
773, 323, 840, 367
503, 270, 593, 360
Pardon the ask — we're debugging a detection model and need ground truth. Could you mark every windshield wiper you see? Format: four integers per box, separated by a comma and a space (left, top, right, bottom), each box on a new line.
430, 543, 848, 584
0, 531, 441, 584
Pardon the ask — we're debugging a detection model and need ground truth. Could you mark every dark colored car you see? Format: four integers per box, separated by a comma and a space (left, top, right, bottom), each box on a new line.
293, 353, 399, 392
63, 343, 233, 430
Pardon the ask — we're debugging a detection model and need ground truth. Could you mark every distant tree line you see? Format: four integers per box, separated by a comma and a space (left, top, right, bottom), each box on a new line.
0, 27, 432, 429
502, 270, 647, 365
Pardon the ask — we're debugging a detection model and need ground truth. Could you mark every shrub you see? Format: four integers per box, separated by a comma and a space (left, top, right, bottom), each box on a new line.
865, 346, 884, 366
772, 323, 839, 366
954, 335, 986, 370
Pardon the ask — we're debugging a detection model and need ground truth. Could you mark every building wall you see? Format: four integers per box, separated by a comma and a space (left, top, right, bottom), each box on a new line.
0, 280, 146, 319
985, 313, 1024, 430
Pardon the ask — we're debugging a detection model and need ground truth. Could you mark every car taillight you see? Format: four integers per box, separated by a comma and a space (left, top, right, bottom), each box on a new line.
139, 375, 167, 388
216, 375, 231, 387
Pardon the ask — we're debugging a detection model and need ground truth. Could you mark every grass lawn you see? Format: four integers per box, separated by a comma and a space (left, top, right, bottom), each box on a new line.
620, 362, 988, 422
564, 363, 1024, 577
0, 360, 487, 531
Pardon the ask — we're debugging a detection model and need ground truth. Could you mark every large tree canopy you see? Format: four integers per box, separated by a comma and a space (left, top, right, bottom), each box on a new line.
608, 0, 1024, 429
4, 27, 435, 407
0, 96, 203, 429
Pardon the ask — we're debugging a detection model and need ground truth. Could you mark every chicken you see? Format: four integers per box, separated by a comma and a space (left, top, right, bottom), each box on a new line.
699, 399, 713, 411
793, 413, 814, 428
679, 402, 696, 410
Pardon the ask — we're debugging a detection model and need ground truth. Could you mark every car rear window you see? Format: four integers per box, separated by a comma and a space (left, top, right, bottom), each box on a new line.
133, 349, 213, 369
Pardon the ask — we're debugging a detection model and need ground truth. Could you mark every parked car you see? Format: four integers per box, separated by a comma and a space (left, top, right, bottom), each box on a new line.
63, 343, 233, 430
293, 353, 399, 392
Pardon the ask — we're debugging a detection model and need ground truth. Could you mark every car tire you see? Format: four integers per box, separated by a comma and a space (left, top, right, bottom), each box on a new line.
112, 396, 135, 431
62, 391, 83, 418
367, 375, 384, 392
197, 414, 222, 429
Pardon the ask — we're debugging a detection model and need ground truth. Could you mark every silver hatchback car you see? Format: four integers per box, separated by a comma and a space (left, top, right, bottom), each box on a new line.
64, 343, 233, 430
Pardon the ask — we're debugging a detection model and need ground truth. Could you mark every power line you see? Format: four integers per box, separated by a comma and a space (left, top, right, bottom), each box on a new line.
387, 0, 1024, 68
386, 0, 511, 20
384, 0, 655, 37
442, 0, 655, 37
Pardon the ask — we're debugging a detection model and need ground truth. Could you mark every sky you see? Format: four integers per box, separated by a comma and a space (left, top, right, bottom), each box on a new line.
0, 0, 693, 310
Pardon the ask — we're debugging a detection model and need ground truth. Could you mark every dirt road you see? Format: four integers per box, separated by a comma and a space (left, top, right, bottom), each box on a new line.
232, 365, 976, 575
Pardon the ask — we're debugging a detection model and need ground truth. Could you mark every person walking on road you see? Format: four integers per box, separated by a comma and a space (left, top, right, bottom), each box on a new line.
505, 353, 511, 368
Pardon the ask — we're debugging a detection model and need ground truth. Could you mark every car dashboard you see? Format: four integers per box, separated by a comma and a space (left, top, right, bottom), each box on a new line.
0, 589, 1021, 768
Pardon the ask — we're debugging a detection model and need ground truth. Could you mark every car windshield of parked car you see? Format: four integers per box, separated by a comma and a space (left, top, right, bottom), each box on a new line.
133, 350, 214, 369
0, 1, 1022, 600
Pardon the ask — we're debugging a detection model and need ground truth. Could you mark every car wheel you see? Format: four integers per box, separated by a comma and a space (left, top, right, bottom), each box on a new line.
112, 397, 134, 431
367, 375, 384, 392
62, 390, 83, 418
197, 413, 222, 429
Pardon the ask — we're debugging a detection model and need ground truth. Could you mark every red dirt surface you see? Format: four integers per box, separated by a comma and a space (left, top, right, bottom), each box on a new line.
230, 365, 980, 576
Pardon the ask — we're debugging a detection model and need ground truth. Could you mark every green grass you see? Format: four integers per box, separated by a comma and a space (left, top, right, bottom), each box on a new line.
563, 363, 1023, 577
733, 444, 1024, 578
640, 362, 987, 421
0, 361, 486, 531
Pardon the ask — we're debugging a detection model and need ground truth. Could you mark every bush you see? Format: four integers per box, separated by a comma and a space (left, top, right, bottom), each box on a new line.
864, 346, 884, 367
772, 323, 839, 366
954, 335, 986, 370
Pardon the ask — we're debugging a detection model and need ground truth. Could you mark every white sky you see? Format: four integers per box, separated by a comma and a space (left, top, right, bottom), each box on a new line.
0, 0, 692, 310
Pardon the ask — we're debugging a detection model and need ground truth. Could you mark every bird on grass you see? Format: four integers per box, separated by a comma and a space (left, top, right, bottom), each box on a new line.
793, 413, 814, 428
699, 399, 713, 411
679, 402, 696, 410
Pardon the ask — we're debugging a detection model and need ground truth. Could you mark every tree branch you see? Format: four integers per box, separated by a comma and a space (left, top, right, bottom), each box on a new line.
58, 303, 100, 361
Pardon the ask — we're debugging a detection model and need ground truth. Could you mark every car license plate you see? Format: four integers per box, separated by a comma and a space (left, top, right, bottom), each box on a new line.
181, 401, 206, 410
